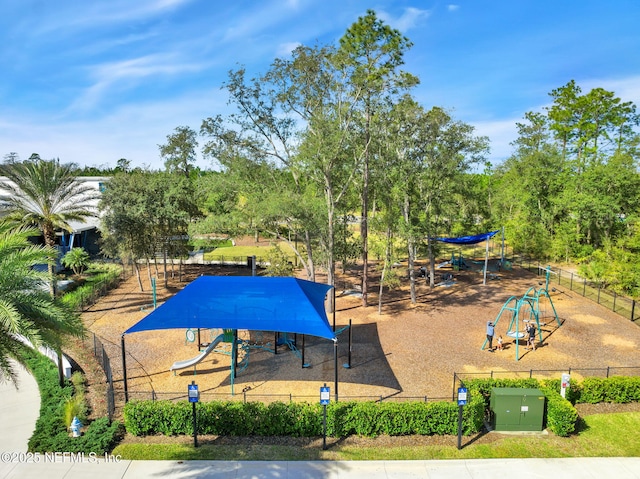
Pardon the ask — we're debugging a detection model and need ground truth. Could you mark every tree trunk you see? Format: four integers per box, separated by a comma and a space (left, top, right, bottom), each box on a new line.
428, 236, 435, 289
163, 248, 168, 288
378, 226, 393, 315
361, 158, 369, 307
135, 261, 144, 292
146, 259, 153, 290
403, 193, 416, 304
43, 225, 58, 297
304, 230, 315, 283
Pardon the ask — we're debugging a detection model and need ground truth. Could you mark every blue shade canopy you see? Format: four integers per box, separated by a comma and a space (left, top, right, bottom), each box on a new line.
124, 276, 336, 340
433, 230, 500, 245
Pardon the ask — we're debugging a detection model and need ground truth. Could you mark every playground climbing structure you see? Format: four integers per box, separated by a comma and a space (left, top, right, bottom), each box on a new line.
482, 266, 562, 360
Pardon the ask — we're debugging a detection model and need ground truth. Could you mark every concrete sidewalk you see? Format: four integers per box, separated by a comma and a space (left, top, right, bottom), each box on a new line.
2, 366, 639, 478
1, 457, 639, 479
0, 361, 40, 453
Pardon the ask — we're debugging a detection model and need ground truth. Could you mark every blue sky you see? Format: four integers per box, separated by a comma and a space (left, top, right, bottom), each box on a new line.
1, 0, 639, 171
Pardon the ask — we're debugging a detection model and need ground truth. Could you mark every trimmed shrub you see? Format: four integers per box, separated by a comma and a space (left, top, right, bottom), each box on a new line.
577, 376, 640, 404
124, 397, 485, 438
20, 348, 121, 454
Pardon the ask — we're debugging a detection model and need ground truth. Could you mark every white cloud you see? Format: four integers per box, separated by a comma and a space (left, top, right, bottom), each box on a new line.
579, 76, 640, 105
19, 0, 195, 38
447, 5, 460, 12
67, 54, 207, 112
378, 7, 431, 33
0, 87, 229, 170
472, 118, 519, 165
277, 42, 302, 57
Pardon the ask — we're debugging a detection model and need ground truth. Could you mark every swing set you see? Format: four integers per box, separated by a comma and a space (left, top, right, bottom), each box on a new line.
482, 265, 562, 360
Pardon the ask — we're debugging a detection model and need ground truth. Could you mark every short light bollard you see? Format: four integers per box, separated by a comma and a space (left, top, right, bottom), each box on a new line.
70, 416, 82, 437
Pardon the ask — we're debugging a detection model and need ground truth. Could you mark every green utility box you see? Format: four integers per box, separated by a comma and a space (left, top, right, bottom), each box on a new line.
490, 388, 546, 432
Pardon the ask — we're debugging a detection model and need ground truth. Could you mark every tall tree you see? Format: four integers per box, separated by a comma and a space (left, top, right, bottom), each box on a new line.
100, 171, 200, 289
280, 44, 361, 294
0, 220, 83, 385
99, 172, 154, 291
413, 107, 488, 285
0, 158, 97, 296
337, 9, 418, 306
201, 48, 353, 285
159, 126, 199, 178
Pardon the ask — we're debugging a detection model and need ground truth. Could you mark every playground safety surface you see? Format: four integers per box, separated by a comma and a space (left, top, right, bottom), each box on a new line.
80, 258, 640, 417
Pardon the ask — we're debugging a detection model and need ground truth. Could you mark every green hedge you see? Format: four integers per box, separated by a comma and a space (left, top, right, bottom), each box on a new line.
123, 376, 640, 440
124, 396, 486, 438
576, 376, 640, 404
20, 348, 122, 454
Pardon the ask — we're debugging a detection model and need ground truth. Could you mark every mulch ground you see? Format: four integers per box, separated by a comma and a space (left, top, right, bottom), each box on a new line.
78, 257, 640, 416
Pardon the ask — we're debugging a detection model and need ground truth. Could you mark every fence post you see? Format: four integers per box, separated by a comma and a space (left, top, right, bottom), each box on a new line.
631, 300, 636, 321
583, 279, 586, 297
613, 292, 617, 312
570, 272, 574, 291
452, 373, 457, 401
598, 285, 601, 304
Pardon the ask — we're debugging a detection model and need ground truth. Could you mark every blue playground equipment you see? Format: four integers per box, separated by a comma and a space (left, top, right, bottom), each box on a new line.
482, 266, 561, 360
450, 251, 468, 270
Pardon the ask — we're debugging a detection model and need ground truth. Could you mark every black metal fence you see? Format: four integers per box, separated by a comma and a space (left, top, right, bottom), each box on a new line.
72, 266, 128, 312
89, 332, 116, 421
122, 389, 452, 404
452, 366, 640, 400
511, 258, 640, 323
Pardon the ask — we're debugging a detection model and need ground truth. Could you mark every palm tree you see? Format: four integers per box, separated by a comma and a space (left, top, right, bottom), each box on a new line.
0, 157, 98, 295
0, 220, 84, 385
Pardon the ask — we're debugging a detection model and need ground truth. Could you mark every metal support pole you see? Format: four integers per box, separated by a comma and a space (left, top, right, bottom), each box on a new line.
345, 319, 352, 369
333, 288, 336, 331
121, 335, 128, 403
322, 403, 328, 450
457, 405, 463, 450
334, 340, 339, 402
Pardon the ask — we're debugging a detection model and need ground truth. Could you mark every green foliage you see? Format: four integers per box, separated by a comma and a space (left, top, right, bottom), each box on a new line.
0, 220, 84, 383
99, 171, 200, 272
63, 395, 88, 428
61, 248, 91, 275
576, 377, 640, 404
21, 348, 121, 454
124, 397, 485, 438
264, 243, 295, 277
538, 383, 579, 437
60, 263, 122, 310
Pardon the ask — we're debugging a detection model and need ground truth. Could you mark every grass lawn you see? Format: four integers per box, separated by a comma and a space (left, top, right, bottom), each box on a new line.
203, 242, 297, 263
112, 411, 640, 461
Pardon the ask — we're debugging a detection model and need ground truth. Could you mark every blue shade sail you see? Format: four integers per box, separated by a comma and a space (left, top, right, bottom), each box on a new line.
433, 230, 500, 245
124, 276, 336, 340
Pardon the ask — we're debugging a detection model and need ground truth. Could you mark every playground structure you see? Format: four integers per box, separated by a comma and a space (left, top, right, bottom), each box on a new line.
433, 230, 501, 285
174, 321, 352, 381
482, 266, 562, 360
121, 276, 358, 400
170, 332, 226, 373
176, 327, 312, 373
